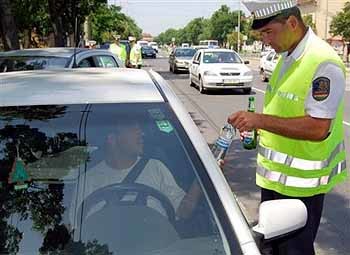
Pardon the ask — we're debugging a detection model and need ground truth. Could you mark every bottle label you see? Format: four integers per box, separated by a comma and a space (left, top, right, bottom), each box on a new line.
243, 131, 254, 145
216, 137, 231, 149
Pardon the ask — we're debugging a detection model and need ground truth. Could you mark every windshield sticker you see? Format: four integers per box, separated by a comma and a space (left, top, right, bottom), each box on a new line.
156, 120, 174, 133
148, 108, 165, 120
9, 158, 30, 190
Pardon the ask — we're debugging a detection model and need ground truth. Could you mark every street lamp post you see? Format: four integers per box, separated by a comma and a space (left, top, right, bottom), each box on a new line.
237, 0, 240, 53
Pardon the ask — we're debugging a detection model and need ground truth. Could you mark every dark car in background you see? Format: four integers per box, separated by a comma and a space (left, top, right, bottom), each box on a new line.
141, 45, 156, 58
0, 47, 124, 72
169, 47, 197, 73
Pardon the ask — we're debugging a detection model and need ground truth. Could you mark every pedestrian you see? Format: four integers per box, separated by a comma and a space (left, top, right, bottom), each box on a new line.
109, 34, 127, 66
128, 36, 143, 69
227, 1, 347, 254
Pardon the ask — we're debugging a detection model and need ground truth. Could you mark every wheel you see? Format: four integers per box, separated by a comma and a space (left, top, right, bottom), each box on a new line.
173, 64, 178, 74
260, 69, 268, 82
189, 73, 195, 87
169, 65, 172, 72
199, 77, 206, 94
243, 87, 252, 94
77, 182, 176, 225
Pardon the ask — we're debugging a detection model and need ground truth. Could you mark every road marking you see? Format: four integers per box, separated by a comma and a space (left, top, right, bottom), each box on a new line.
253, 87, 350, 127
253, 87, 265, 94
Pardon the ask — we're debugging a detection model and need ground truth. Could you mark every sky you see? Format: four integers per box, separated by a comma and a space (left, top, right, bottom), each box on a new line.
108, 0, 251, 36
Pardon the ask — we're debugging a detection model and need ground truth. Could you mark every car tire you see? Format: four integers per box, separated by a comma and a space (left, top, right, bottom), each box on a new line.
243, 87, 252, 94
173, 65, 178, 74
169, 65, 172, 72
199, 77, 206, 94
189, 73, 195, 87
260, 69, 268, 82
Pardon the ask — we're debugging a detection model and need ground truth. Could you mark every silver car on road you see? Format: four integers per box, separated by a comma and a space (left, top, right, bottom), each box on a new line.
0, 68, 306, 255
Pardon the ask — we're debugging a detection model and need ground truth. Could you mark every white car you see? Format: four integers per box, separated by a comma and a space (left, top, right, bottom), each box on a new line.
189, 49, 253, 94
259, 49, 279, 82
148, 41, 159, 53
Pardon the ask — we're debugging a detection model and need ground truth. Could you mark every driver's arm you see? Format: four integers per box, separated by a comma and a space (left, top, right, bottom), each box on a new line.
176, 180, 201, 219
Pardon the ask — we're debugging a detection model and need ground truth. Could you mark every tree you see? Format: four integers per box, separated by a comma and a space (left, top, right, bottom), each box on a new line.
209, 5, 236, 45
183, 18, 205, 45
330, 2, 350, 62
0, 0, 20, 50
91, 4, 142, 43
303, 14, 316, 33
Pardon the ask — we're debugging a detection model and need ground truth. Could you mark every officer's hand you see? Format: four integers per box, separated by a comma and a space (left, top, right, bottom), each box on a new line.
227, 111, 259, 133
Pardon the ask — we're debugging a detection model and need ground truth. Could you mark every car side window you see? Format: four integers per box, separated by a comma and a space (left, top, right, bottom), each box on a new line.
78, 57, 95, 68
95, 55, 118, 68
266, 52, 274, 61
196, 52, 201, 63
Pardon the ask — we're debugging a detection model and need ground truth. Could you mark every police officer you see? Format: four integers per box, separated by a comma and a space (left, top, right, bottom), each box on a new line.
128, 36, 143, 69
227, 1, 347, 254
109, 34, 127, 66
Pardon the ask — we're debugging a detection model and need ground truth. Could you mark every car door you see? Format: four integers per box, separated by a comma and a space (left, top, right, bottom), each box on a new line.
190, 52, 201, 84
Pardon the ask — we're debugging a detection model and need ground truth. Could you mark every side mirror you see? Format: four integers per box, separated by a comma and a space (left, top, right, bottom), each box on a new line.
252, 199, 307, 240
192, 60, 199, 65
244, 60, 250, 64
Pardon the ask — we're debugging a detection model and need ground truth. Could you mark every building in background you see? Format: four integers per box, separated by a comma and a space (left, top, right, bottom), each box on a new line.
298, 0, 347, 40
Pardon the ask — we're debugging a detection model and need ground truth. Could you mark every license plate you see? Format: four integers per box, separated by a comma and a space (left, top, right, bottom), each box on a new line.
223, 79, 237, 84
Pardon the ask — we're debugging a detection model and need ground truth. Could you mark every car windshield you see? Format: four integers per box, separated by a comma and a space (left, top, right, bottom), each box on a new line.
142, 46, 153, 50
203, 52, 242, 64
0, 56, 69, 72
0, 102, 240, 255
174, 48, 196, 57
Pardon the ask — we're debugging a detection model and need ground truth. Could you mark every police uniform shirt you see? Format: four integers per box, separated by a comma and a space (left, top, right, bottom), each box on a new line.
277, 28, 345, 119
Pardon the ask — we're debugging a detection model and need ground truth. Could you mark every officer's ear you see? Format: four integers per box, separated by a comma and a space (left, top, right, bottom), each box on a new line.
286, 15, 298, 32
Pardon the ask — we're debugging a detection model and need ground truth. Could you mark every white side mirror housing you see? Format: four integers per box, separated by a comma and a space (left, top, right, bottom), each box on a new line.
252, 199, 307, 239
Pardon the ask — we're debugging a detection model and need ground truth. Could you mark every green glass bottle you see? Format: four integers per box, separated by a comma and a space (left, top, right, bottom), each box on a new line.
242, 96, 257, 150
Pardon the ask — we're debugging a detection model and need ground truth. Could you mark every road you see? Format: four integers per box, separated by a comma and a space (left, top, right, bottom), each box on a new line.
143, 51, 350, 255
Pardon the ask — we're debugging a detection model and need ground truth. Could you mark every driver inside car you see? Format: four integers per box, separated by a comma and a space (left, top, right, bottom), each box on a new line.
69, 119, 202, 230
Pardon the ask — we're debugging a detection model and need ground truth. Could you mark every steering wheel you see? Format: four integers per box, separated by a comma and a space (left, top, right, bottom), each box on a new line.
76, 182, 176, 225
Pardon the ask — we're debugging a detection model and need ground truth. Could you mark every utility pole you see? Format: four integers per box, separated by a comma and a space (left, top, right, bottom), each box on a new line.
237, 0, 241, 53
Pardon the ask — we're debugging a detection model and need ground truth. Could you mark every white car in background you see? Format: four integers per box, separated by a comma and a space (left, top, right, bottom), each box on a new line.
148, 41, 159, 53
259, 49, 279, 82
189, 49, 253, 94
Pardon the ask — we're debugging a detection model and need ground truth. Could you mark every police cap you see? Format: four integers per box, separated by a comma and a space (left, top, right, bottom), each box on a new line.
243, 0, 298, 30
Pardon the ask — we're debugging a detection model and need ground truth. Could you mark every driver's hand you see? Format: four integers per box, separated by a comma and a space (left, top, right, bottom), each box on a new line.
217, 159, 224, 170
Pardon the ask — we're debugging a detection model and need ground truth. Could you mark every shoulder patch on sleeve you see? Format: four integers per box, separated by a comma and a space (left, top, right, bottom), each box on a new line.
312, 77, 330, 101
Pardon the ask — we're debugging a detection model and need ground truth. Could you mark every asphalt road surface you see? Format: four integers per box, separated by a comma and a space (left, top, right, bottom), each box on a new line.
143, 51, 350, 255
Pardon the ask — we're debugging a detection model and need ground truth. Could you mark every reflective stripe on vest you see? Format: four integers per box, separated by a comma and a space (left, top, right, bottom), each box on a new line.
257, 160, 346, 188
258, 142, 345, 170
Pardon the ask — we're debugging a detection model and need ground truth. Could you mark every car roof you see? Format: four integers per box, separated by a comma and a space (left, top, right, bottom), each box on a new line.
0, 48, 90, 58
0, 69, 164, 107
200, 48, 237, 53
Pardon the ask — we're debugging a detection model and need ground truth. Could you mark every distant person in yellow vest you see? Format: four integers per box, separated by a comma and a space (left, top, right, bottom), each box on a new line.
226, 1, 346, 255
128, 36, 142, 69
109, 34, 127, 66
30, 27, 41, 48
